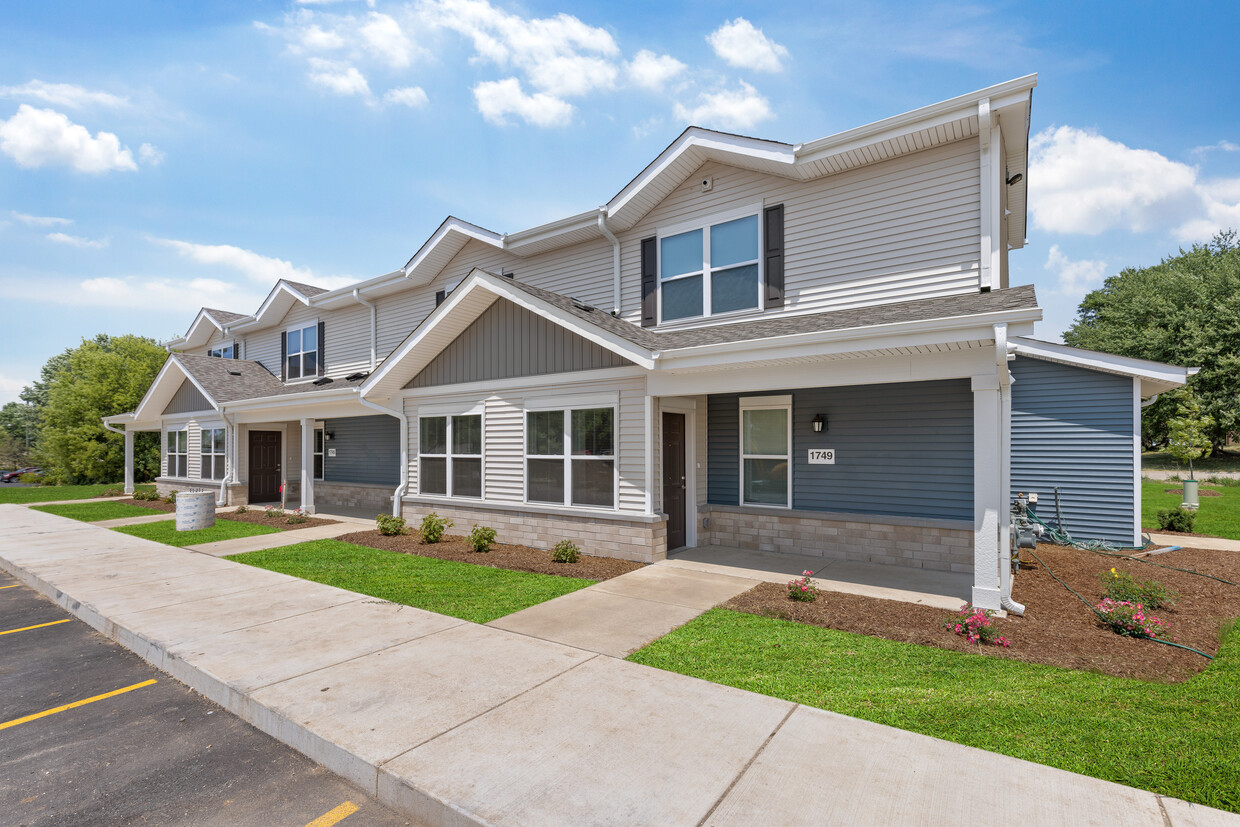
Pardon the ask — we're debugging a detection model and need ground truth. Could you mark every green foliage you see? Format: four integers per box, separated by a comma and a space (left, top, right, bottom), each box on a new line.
419, 512, 453, 543
787, 570, 820, 602
162, 491, 177, 504
1166, 397, 1215, 479
551, 539, 581, 563
286, 508, 309, 524
1157, 506, 1197, 532
1064, 231, 1240, 452
468, 524, 497, 553
1100, 568, 1179, 610
0, 483, 154, 504
132, 488, 161, 501
32, 501, 165, 522
0, 430, 32, 469
18, 472, 42, 484
234, 505, 248, 514
33, 334, 167, 483
375, 513, 408, 536
113, 518, 280, 547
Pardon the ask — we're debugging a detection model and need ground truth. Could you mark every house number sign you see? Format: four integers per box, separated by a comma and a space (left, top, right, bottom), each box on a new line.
807, 449, 835, 465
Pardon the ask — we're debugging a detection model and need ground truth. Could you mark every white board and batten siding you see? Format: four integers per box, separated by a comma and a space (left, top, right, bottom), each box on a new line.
402, 374, 650, 515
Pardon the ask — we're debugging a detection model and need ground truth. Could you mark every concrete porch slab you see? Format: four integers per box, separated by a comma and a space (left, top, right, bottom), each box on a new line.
589, 563, 759, 610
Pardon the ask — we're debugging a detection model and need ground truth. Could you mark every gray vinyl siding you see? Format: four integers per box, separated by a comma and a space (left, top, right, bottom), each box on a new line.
707, 379, 974, 521
322, 415, 401, 486
163, 379, 214, 415
1010, 356, 1136, 544
408, 299, 632, 388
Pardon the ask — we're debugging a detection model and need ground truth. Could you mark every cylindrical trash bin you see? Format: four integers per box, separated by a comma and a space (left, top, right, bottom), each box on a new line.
175, 490, 216, 531
1182, 479, 1200, 510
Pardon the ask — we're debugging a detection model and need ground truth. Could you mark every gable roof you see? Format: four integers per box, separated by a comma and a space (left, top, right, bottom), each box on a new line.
1012, 337, 1197, 398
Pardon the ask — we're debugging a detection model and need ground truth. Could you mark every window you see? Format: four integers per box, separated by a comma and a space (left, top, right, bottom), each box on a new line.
419, 414, 482, 498
313, 427, 325, 480
660, 210, 761, 323
740, 396, 791, 508
200, 428, 226, 480
166, 428, 188, 478
526, 407, 614, 508
208, 343, 234, 359
286, 323, 318, 380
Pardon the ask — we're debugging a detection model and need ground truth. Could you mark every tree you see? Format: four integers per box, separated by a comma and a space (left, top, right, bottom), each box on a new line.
35, 335, 167, 483
1165, 396, 1213, 480
1064, 231, 1240, 454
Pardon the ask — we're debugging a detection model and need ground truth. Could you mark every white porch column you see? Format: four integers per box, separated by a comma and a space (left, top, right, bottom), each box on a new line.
300, 417, 315, 514
971, 373, 1003, 611
123, 429, 134, 495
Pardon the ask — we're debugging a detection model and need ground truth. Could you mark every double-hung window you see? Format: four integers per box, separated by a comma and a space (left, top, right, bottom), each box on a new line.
208, 343, 234, 359
200, 428, 226, 480
166, 428, 188, 478
286, 323, 318, 380
526, 406, 615, 508
419, 413, 482, 498
660, 208, 761, 323
740, 396, 791, 508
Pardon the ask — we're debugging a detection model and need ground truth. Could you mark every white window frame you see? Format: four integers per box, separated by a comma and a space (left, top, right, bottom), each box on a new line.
313, 425, 325, 481
524, 400, 618, 511
739, 395, 792, 509
199, 427, 226, 481
285, 322, 319, 381
417, 406, 484, 499
165, 426, 188, 479
657, 203, 764, 325
208, 342, 235, 359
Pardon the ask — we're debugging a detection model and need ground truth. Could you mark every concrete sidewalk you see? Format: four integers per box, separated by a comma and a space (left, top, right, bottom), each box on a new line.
1148, 533, 1240, 552
0, 504, 1233, 826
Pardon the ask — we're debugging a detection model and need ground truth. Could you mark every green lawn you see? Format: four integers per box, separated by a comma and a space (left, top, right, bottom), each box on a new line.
0, 483, 155, 504
1143, 448, 1240, 473
113, 518, 281, 547
629, 609, 1240, 813
32, 501, 166, 522
1143, 479, 1240, 540
228, 539, 595, 624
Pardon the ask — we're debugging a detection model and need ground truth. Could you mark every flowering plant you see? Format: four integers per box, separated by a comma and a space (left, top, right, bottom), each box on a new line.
944, 604, 1010, 647
1100, 567, 1178, 610
264, 505, 285, 519
786, 571, 820, 603
1094, 598, 1172, 640
286, 508, 309, 525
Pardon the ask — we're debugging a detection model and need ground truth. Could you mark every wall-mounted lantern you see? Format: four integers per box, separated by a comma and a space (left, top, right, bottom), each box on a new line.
811, 414, 826, 433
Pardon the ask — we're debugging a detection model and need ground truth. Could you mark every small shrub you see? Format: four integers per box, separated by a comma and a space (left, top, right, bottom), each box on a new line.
1100, 567, 1179, 610
376, 513, 408, 536
101, 487, 124, 497
468, 524, 497, 553
551, 540, 580, 563
234, 505, 248, 514
787, 570, 820, 602
263, 505, 284, 519
1095, 598, 1172, 640
419, 513, 454, 543
132, 489, 159, 501
286, 508, 309, 525
1156, 506, 1196, 533
944, 604, 1010, 647
162, 491, 178, 504
18, 473, 42, 485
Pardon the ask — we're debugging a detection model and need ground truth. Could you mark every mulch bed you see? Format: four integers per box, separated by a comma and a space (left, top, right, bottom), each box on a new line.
723, 543, 1240, 682
337, 529, 645, 581
218, 510, 339, 531
1163, 487, 1223, 497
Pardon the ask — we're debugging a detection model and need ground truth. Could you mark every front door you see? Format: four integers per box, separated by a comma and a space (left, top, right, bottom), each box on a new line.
662, 412, 687, 551
248, 430, 282, 503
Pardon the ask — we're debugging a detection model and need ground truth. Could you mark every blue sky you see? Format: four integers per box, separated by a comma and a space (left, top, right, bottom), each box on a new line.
2, 1, 1238, 404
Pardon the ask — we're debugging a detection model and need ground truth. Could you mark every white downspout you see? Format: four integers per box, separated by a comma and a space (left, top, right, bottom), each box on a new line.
995, 324, 1025, 616
218, 410, 235, 507
597, 209, 621, 316
359, 396, 408, 517
353, 289, 378, 370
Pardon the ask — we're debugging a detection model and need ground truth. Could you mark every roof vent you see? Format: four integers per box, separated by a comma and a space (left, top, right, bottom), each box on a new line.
572, 299, 595, 312
345, 371, 370, 381
227, 369, 242, 376
312, 377, 333, 386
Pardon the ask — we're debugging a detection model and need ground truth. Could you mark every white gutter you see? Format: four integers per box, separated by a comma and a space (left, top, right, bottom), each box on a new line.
597, 209, 622, 315
358, 397, 408, 517
353, 288, 378, 370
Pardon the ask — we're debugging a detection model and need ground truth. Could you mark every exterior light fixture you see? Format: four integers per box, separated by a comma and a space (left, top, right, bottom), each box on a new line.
325, 431, 335, 441
811, 414, 826, 433
1006, 172, 1023, 186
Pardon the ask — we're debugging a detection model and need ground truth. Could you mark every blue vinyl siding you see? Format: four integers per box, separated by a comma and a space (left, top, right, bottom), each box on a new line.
1010, 356, 1136, 544
708, 379, 974, 521
322, 415, 400, 486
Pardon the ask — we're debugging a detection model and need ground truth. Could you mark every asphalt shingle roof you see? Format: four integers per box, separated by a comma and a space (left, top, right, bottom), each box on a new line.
202, 308, 249, 325
283, 280, 330, 297
173, 353, 368, 405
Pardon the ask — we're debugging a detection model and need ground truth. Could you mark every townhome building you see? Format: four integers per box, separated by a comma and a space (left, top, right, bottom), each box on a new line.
105, 74, 1193, 612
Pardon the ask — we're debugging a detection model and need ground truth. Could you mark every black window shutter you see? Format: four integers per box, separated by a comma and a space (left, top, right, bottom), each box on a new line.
280, 332, 287, 381
317, 320, 325, 376
232, 343, 239, 360
764, 204, 785, 308
435, 289, 446, 307
640, 236, 657, 327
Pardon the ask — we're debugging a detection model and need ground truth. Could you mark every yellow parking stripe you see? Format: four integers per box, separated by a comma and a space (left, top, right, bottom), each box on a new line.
0, 584, 20, 589
0, 679, 157, 731
0, 618, 71, 636
305, 801, 359, 827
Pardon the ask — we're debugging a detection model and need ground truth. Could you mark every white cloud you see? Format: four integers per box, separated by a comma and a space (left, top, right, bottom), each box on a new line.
77, 276, 267, 312
0, 80, 128, 109
674, 81, 772, 130
138, 143, 165, 166
46, 232, 108, 249
626, 50, 685, 92
706, 18, 788, 72
150, 236, 357, 290
1044, 245, 1108, 298
1192, 140, 1240, 155
383, 86, 429, 107
301, 23, 346, 50
0, 105, 138, 173
11, 211, 72, 227
0, 373, 28, 405
1030, 125, 1240, 242
473, 78, 572, 128
307, 58, 372, 96
360, 12, 413, 68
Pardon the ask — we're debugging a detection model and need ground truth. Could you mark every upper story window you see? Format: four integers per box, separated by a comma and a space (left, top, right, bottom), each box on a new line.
208, 343, 234, 359
660, 209, 761, 323
285, 323, 318, 380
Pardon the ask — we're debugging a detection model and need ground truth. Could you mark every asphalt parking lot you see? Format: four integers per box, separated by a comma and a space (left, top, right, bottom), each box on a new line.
0, 571, 414, 827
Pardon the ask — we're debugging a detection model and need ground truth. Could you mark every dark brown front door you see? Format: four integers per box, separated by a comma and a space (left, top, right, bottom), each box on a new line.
662, 412, 687, 551
248, 430, 282, 503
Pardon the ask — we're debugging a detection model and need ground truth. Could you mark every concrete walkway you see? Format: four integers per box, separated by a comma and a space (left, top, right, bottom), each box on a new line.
0, 505, 1234, 826
1144, 469, 1240, 481
1148, 533, 1240, 552
185, 519, 369, 557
